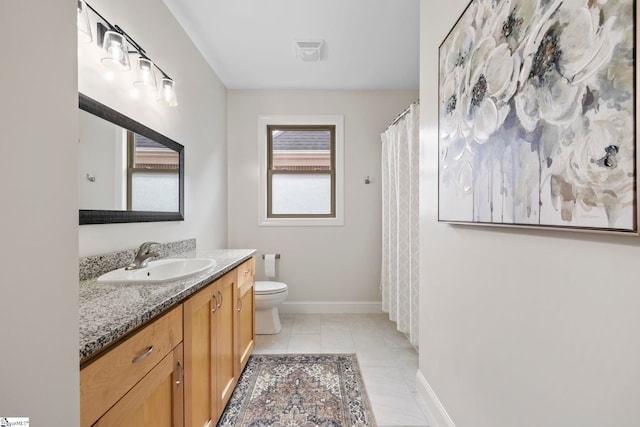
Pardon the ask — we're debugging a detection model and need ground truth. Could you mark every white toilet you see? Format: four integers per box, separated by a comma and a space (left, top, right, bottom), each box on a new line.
254, 281, 288, 334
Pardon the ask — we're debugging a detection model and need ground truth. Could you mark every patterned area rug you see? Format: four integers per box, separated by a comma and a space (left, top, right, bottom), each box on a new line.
218, 353, 377, 427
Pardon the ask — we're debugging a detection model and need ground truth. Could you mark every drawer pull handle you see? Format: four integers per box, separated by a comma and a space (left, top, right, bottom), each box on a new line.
244, 269, 251, 274
176, 360, 184, 386
217, 290, 223, 309
211, 294, 218, 313
237, 297, 243, 312
132, 346, 154, 364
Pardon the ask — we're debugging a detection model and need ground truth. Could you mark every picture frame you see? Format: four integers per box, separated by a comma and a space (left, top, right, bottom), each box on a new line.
437, 0, 637, 234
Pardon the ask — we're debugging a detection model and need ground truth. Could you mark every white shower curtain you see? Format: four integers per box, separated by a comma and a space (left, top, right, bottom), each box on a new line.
380, 102, 419, 346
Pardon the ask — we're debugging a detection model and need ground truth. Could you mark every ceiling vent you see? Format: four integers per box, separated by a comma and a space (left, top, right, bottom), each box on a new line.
294, 40, 324, 62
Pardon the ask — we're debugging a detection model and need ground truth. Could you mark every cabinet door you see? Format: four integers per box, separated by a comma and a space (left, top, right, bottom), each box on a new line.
237, 283, 255, 371
94, 343, 184, 427
215, 272, 236, 412
183, 284, 217, 427
234, 257, 255, 375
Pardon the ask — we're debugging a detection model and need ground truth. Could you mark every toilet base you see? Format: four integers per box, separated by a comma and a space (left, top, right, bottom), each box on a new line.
255, 306, 282, 335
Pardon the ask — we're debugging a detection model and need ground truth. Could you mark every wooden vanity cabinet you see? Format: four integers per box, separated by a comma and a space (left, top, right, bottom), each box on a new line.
183, 270, 236, 427
81, 257, 256, 427
80, 305, 184, 427
235, 257, 255, 374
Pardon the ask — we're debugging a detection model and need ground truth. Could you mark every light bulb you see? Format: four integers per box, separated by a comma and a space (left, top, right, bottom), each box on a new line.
108, 41, 123, 61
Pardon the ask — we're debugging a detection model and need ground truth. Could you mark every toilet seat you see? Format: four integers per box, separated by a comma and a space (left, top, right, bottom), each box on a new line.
255, 281, 288, 295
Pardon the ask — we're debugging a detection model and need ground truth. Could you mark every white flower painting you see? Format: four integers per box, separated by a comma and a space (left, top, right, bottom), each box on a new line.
438, 0, 636, 232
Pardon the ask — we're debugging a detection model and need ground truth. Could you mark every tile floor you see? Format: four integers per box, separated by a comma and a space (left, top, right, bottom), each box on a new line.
253, 313, 432, 427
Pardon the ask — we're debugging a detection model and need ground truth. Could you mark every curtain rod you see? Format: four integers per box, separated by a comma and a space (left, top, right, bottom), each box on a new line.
385, 100, 420, 131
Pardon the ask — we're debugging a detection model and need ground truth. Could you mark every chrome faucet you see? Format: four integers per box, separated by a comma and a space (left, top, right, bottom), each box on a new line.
125, 242, 160, 270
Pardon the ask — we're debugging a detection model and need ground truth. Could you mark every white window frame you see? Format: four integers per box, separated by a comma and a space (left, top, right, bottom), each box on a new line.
258, 115, 344, 226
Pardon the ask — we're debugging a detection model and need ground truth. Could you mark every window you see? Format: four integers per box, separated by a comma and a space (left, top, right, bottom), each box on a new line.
127, 132, 180, 212
259, 115, 344, 226
268, 125, 335, 217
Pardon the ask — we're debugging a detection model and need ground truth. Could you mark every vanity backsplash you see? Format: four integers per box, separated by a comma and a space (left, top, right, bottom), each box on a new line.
79, 238, 196, 281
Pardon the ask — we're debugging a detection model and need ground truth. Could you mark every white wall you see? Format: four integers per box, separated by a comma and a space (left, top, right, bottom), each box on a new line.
228, 90, 417, 307
0, 1, 79, 425
418, 2, 640, 427
78, 0, 228, 255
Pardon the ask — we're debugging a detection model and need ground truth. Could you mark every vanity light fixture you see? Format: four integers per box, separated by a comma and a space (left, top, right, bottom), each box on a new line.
77, 1, 178, 106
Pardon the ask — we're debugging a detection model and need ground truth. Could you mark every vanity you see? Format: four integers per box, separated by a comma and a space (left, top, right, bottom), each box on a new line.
79, 245, 256, 427
77, 93, 251, 425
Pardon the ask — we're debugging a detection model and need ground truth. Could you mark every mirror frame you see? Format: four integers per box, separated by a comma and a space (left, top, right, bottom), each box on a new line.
79, 93, 185, 225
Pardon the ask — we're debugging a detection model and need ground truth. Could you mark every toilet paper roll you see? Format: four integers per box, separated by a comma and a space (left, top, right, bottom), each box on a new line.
264, 254, 276, 278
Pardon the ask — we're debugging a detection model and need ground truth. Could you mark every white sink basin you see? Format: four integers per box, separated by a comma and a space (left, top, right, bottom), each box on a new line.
97, 258, 217, 284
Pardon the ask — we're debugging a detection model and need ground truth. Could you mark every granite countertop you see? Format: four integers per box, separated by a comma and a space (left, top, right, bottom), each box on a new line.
79, 248, 256, 364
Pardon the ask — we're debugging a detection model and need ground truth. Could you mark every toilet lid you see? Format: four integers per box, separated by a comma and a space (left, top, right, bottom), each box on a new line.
255, 281, 288, 295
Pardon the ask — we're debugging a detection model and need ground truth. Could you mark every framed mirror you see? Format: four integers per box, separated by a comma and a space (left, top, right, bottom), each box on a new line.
79, 93, 184, 225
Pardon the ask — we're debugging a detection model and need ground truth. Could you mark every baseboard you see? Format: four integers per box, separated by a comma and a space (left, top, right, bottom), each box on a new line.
279, 300, 382, 314
416, 370, 456, 427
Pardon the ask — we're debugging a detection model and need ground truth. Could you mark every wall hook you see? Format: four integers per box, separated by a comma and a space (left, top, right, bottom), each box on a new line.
86, 173, 96, 182
364, 176, 371, 184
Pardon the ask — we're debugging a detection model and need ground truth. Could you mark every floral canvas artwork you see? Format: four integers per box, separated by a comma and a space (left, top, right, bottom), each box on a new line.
438, 0, 636, 232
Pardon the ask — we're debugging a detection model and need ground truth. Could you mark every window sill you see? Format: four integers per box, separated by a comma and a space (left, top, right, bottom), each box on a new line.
259, 216, 344, 227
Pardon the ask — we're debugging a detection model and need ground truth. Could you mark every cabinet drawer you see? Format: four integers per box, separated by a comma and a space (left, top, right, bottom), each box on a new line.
93, 343, 184, 427
80, 305, 183, 427
237, 257, 255, 289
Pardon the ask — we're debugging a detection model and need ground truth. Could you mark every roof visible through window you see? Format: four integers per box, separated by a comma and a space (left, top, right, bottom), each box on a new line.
271, 128, 333, 171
